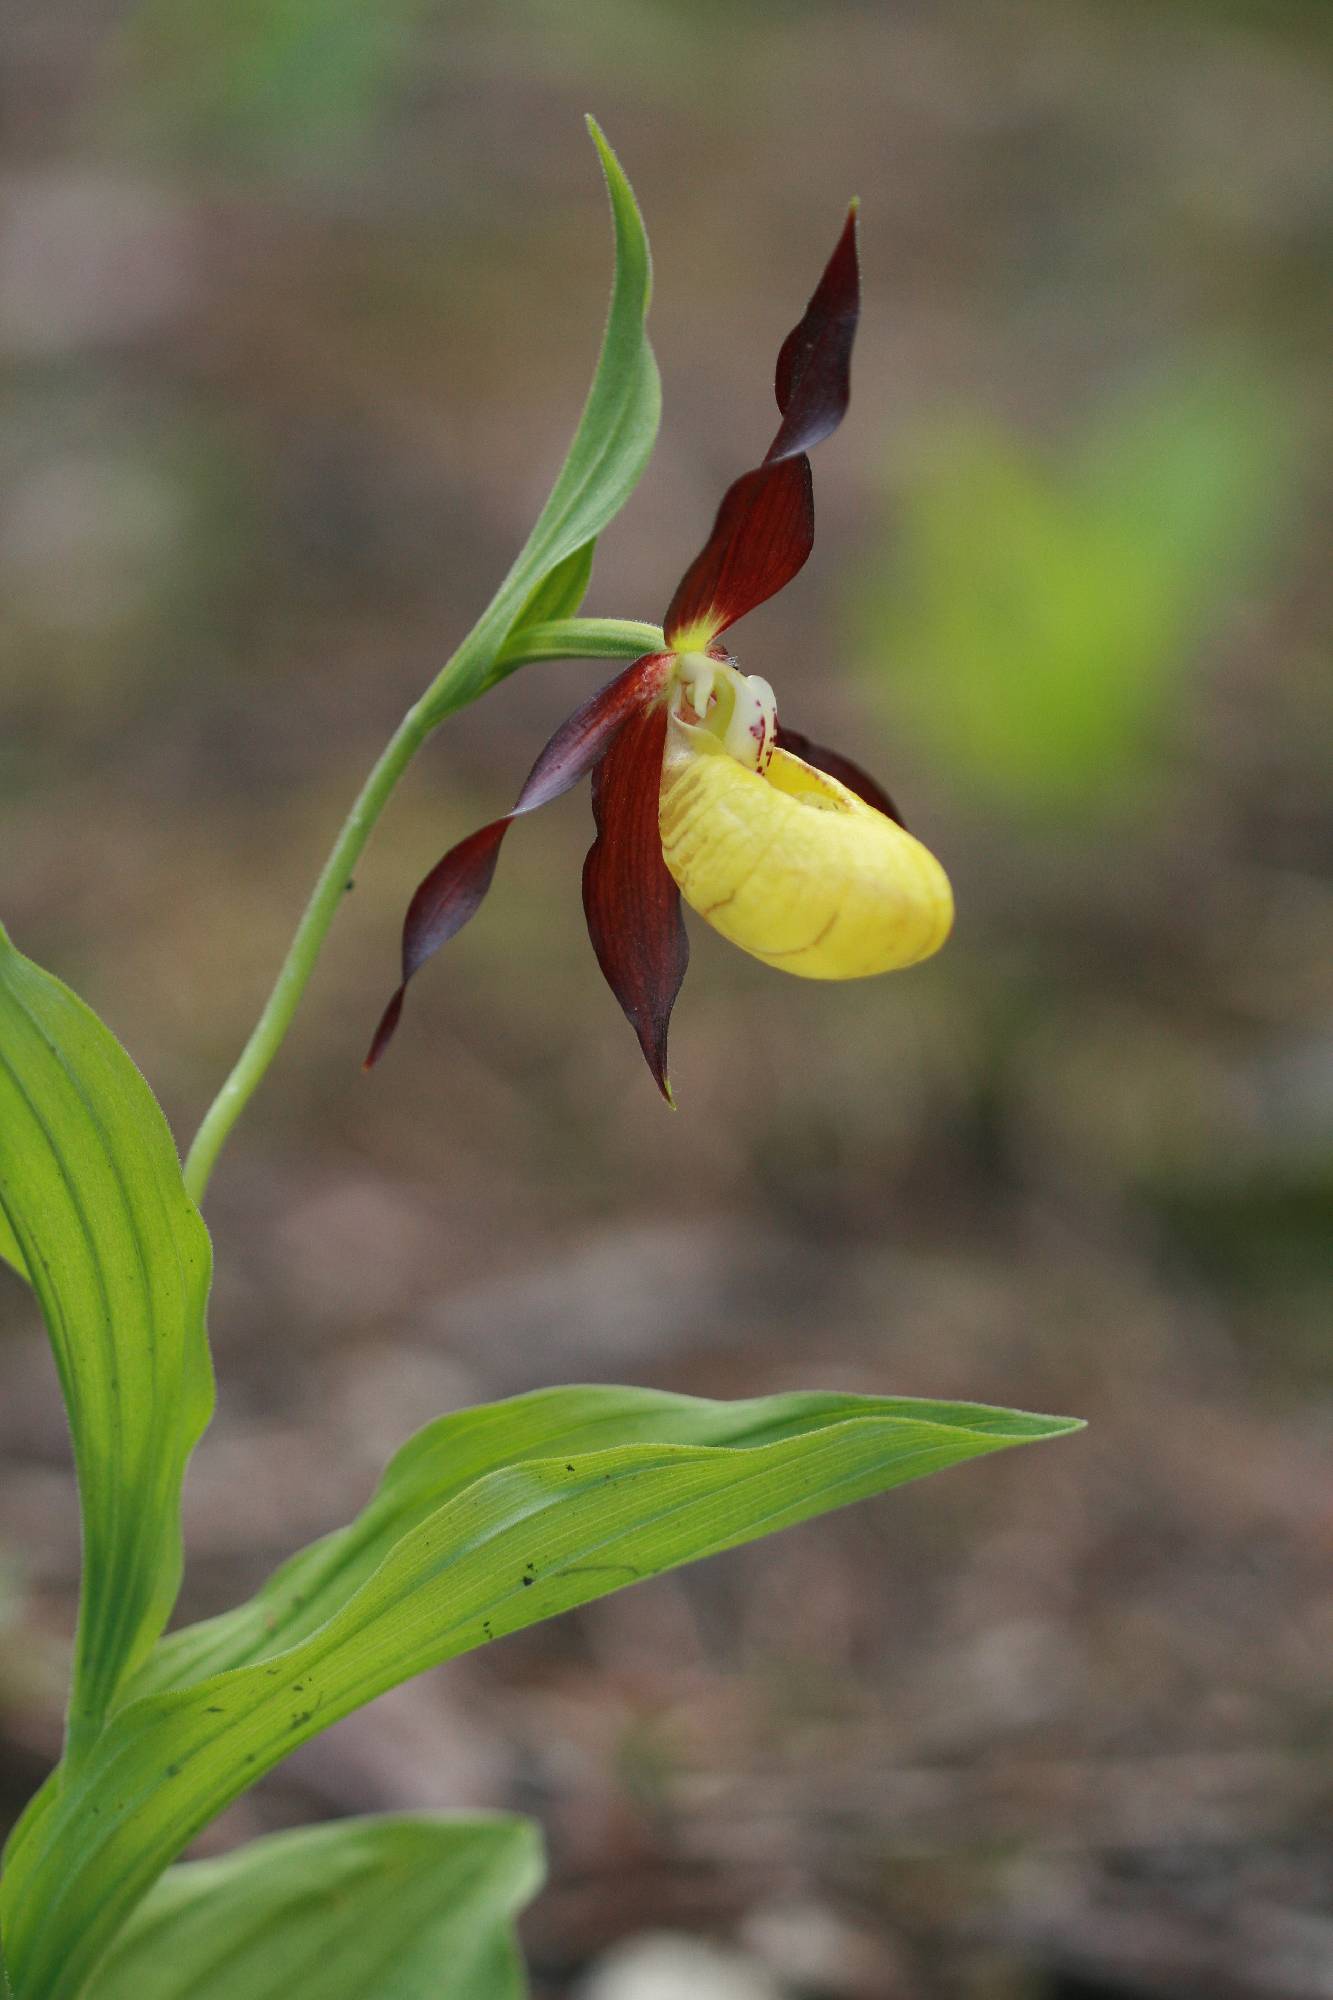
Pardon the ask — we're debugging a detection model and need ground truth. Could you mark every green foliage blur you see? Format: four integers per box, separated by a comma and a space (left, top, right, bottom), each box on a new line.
104, 0, 422, 165
853, 369, 1296, 822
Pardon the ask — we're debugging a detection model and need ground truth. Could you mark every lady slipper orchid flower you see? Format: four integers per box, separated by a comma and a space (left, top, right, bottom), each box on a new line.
367, 207, 953, 1100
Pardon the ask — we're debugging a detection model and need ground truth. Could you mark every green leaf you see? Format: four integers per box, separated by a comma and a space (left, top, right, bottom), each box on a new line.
470, 1934, 527, 1999
421, 119, 661, 720
2, 1387, 1078, 1996
86, 1815, 541, 2000
508, 538, 598, 635
0, 924, 213, 1762
0, 1206, 27, 1285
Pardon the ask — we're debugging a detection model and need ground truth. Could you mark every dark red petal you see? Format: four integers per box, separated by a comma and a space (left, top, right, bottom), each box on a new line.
513, 652, 672, 814
662, 455, 814, 650
661, 206, 859, 650
775, 724, 906, 827
767, 204, 860, 465
365, 653, 670, 1069
581, 702, 689, 1102
364, 818, 509, 1068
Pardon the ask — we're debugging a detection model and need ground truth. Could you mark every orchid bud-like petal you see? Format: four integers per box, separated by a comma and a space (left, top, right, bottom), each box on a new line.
582, 702, 689, 1101
658, 736, 952, 980
366, 652, 670, 1067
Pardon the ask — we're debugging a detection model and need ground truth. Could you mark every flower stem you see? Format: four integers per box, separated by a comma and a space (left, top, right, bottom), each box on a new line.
181, 702, 429, 1206
181, 615, 661, 1206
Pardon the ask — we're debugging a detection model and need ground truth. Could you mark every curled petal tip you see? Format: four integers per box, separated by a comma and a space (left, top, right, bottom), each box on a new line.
768, 206, 860, 466
364, 987, 405, 1070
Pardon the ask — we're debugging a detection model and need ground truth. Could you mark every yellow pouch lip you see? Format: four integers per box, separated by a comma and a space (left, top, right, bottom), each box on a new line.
659, 735, 953, 979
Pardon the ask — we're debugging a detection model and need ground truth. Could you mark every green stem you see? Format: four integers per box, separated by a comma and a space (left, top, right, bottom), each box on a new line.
181, 615, 663, 1207
181, 703, 428, 1206
493, 616, 663, 675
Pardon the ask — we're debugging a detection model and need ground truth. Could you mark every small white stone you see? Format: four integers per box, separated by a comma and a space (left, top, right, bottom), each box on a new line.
576, 1932, 785, 2000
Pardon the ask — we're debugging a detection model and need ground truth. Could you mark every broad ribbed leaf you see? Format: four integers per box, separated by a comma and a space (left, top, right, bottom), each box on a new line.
0, 1207, 27, 1284
2, 1387, 1078, 1996
87, 1815, 541, 2000
424, 119, 660, 719
126, 1387, 1073, 1699
0, 924, 213, 1761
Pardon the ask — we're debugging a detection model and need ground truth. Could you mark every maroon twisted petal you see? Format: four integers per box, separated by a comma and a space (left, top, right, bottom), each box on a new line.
581, 700, 689, 1102
663, 205, 860, 650
365, 652, 670, 1068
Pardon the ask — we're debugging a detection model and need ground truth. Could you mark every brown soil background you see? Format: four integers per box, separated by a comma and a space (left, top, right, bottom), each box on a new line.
1, 4, 1330, 1994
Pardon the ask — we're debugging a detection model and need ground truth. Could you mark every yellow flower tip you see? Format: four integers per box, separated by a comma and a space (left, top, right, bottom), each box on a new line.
659, 735, 953, 980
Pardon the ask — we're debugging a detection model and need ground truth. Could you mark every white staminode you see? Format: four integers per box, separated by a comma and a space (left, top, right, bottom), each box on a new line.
721, 670, 776, 771
672, 650, 716, 720
671, 652, 777, 773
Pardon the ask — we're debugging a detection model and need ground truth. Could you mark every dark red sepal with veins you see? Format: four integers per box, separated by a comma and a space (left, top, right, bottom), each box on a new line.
661, 205, 860, 653
366, 653, 671, 1069
775, 724, 905, 828
663, 456, 814, 653
582, 702, 689, 1102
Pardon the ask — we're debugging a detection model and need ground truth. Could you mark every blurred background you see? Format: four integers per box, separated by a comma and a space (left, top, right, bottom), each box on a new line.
1, 2, 1330, 1994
